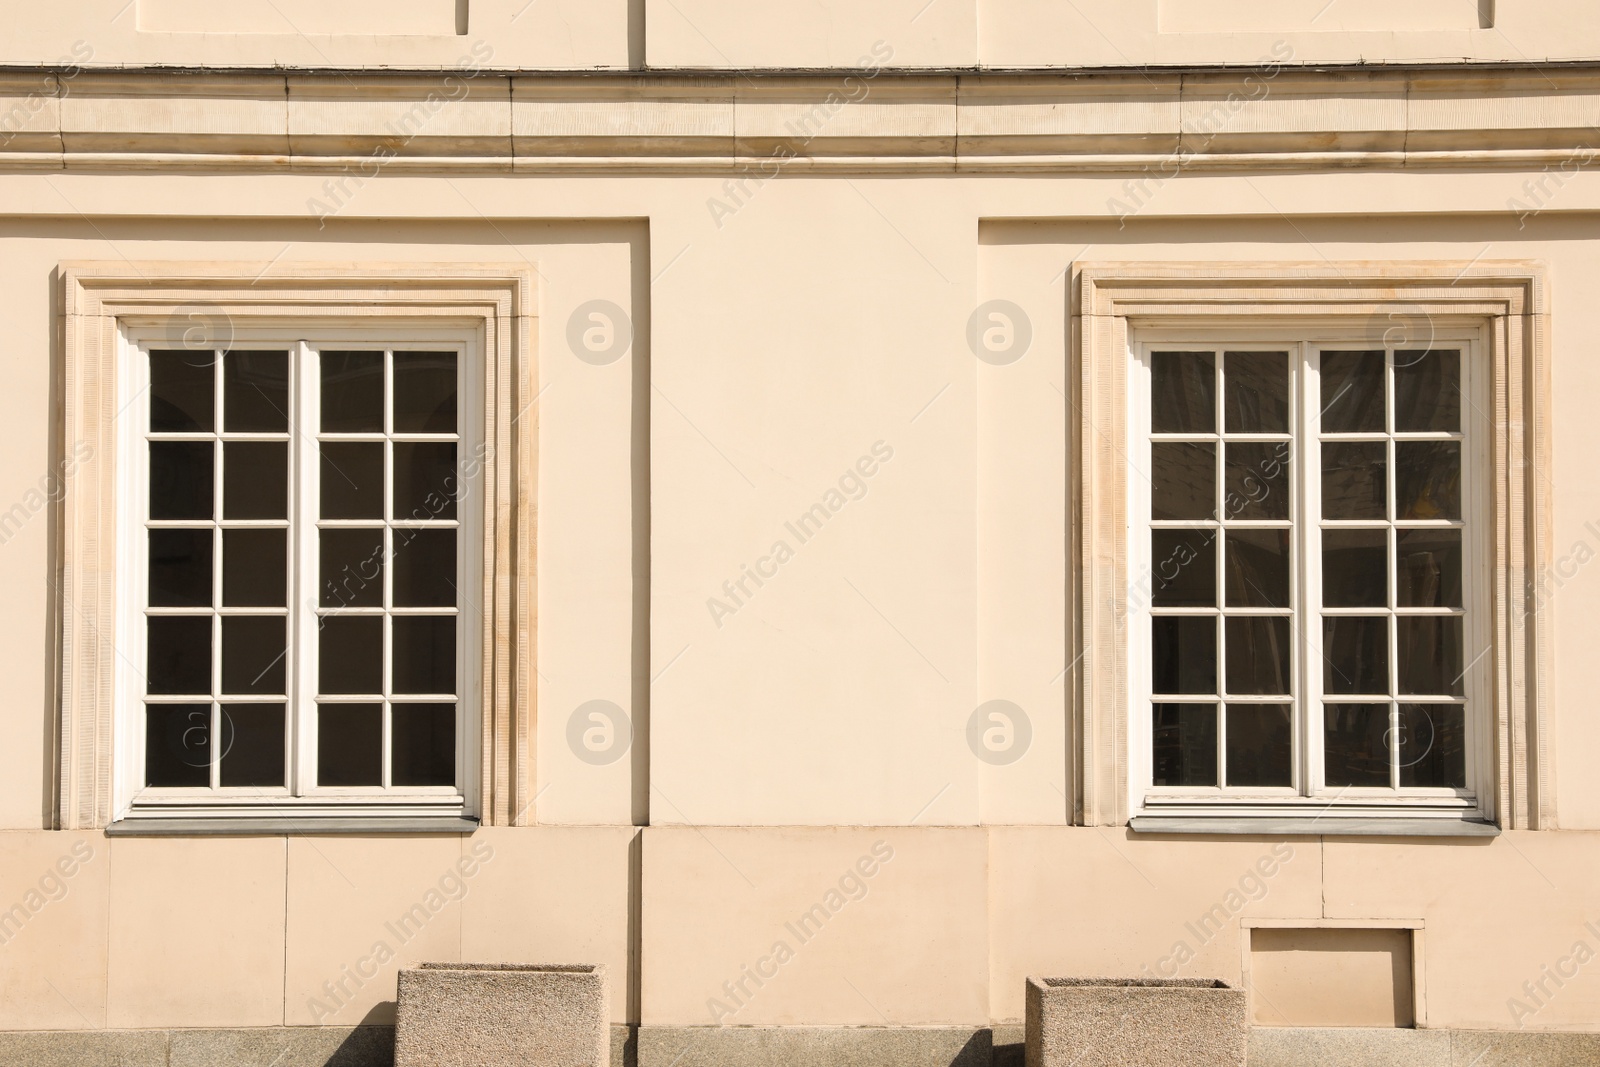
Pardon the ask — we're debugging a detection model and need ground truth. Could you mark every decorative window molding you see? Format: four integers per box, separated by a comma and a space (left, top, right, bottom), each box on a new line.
1072, 262, 1551, 830
57, 264, 537, 830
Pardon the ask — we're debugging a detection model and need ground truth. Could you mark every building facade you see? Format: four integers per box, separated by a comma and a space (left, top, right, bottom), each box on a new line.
2, 2, 1599, 1064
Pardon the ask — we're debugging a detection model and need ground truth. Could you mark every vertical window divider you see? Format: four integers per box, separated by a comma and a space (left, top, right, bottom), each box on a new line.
293, 339, 318, 796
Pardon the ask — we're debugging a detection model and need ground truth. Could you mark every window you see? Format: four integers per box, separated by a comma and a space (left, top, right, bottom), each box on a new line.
124, 337, 482, 820
1128, 338, 1485, 816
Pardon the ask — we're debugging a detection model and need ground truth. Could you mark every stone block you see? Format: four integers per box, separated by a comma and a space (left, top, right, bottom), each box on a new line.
1023, 977, 1246, 1067
395, 963, 610, 1067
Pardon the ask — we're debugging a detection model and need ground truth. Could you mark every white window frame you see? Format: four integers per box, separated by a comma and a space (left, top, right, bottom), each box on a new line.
1126, 326, 1493, 822
113, 324, 486, 824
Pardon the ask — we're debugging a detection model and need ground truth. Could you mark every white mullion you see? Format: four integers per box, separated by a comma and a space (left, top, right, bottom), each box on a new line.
1213, 349, 1226, 787
382, 348, 395, 791
1385, 347, 1402, 790
294, 340, 320, 795
1303, 342, 1325, 798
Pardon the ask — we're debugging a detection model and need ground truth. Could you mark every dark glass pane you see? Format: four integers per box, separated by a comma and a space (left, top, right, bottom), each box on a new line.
149, 350, 214, 432
317, 703, 383, 786
221, 615, 286, 695
1226, 703, 1293, 787
144, 703, 212, 786
222, 528, 286, 608
1323, 615, 1389, 696
393, 528, 458, 608
1152, 703, 1218, 787
320, 442, 384, 521
1151, 529, 1215, 608
1225, 528, 1290, 608
392, 615, 456, 695
1397, 529, 1462, 608
321, 351, 384, 433
147, 615, 211, 694
1395, 441, 1461, 521
1322, 442, 1387, 520
321, 528, 385, 609
1225, 616, 1291, 696
1394, 349, 1460, 433
1223, 352, 1289, 434
1224, 442, 1290, 521
1152, 615, 1217, 695
318, 615, 382, 695
1398, 704, 1467, 788
1320, 351, 1385, 432
149, 528, 212, 608
1151, 351, 1214, 434
1398, 615, 1465, 696
393, 351, 458, 434
1322, 529, 1388, 608
392, 703, 456, 787
1324, 703, 1392, 787
220, 703, 285, 788
149, 442, 214, 520
394, 442, 458, 521
1151, 442, 1215, 521
223, 350, 290, 433
222, 442, 287, 521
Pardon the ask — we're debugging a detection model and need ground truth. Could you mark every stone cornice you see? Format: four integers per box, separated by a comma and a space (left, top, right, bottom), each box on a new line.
2, 66, 1599, 173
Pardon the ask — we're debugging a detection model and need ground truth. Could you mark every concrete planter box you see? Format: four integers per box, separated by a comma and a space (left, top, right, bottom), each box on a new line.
395, 963, 610, 1067
1024, 976, 1246, 1067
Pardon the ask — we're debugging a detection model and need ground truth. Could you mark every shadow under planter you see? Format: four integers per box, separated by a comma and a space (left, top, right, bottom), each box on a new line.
1024, 977, 1246, 1067
394, 963, 610, 1067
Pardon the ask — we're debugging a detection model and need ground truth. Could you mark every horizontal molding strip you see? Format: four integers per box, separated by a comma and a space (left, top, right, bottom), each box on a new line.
0, 67, 1598, 174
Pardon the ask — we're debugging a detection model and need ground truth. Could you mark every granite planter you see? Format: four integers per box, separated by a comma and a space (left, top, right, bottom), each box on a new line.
395, 962, 610, 1067
1024, 976, 1247, 1067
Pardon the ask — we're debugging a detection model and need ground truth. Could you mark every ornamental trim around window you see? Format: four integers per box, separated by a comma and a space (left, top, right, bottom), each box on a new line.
1072, 262, 1551, 830
57, 264, 536, 830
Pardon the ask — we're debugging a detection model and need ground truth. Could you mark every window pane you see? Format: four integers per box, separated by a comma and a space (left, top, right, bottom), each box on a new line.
1398, 615, 1465, 696
147, 616, 211, 695
222, 441, 287, 521
1394, 349, 1460, 433
1225, 528, 1290, 608
220, 704, 286, 788
1225, 442, 1290, 520
393, 352, 458, 434
144, 704, 212, 787
393, 528, 458, 608
1321, 441, 1387, 520
149, 528, 212, 608
1395, 441, 1461, 521
150, 441, 214, 520
1398, 704, 1467, 788
1324, 703, 1392, 787
392, 703, 456, 786
1320, 351, 1385, 433
317, 704, 383, 786
222, 528, 287, 608
1223, 352, 1289, 434
320, 528, 385, 609
1151, 442, 1215, 521
1396, 529, 1462, 608
1322, 529, 1387, 608
392, 615, 456, 695
1152, 616, 1216, 695
223, 351, 289, 433
320, 442, 384, 520
1226, 703, 1292, 787
1151, 529, 1215, 608
1323, 615, 1389, 695
318, 615, 382, 695
1152, 703, 1217, 786
221, 615, 286, 696
394, 442, 458, 521
1151, 351, 1214, 434
321, 351, 384, 433
1225, 616, 1291, 696
149, 350, 214, 432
